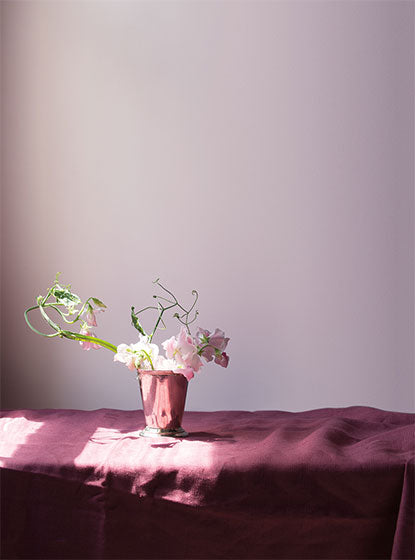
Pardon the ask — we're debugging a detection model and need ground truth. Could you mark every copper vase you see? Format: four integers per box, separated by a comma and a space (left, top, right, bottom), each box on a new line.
137, 370, 189, 438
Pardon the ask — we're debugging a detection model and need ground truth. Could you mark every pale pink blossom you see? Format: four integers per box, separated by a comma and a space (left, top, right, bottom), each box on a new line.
85, 309, 97, 327
173, 366, 195, 381
162, 336, 177, 361
84, 307, 104, 327
79, 324, 101, 351
162, 327, 203, 373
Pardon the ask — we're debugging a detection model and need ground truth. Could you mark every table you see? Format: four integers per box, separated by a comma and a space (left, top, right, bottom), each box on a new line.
1, 407, 414, 559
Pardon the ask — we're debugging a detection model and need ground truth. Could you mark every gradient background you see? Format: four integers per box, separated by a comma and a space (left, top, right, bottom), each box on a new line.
1, 0, 413, 412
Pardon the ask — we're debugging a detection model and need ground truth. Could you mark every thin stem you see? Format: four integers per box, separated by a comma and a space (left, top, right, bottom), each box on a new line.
39, 303, 60, 332
187, 311, 199, 326
153, 295, 175, 305
197, 343, 214, 355
154, 280, 177, 302
38, 297, 91, 325
149, 301, 177, 342
134, 305, 159, 315
41, 287, 54, 306
140, 349, 154, 370
42, 303, 77, 324
62, 330, 117, 353
188, 290, 198, 314
64, 297, 92, 324
134, 280, 200, 340
25, 297, 117, 352
24, 307, 61, 338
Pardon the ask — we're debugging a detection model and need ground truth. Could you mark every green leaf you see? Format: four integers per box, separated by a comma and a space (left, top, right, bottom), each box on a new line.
92, 297, 107, 309
131, 307, 146, 336
52, 287, 81, 307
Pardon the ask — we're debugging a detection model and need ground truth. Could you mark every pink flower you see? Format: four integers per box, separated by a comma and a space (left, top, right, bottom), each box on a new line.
195, 328, 210, 343
79, 325, 101, 351
84, 306, 104, 327
195, 327, 230, 366
85, 309, 97, 327
214, 352, 229, 368
162, 327, 203, 373
209, 329, 229, 352
199, 345, 215, 362
163, 336, 177, 361
195, 328, 214, 361
174, 367, 195, 381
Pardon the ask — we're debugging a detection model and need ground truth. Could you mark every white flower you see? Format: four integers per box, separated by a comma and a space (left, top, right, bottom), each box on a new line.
153, 355, 180, 370
114, 335, 160, 371
114, 343, 136, 371
152, 355, 195, 380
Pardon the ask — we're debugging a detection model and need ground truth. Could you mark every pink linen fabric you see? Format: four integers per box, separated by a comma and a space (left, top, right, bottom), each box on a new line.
1, 407, 414, 559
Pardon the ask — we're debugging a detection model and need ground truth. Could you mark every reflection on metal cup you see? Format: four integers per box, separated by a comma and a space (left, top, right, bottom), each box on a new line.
138, 370, 188, 438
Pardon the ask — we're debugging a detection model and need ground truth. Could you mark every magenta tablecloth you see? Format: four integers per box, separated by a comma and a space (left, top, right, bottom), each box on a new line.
1, 407, 414, 559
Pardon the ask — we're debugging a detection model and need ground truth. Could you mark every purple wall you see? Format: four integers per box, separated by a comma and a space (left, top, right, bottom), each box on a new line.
1, 0, 413, 412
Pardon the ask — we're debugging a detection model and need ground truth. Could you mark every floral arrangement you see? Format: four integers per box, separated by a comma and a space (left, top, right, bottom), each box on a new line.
24, 274, 230, 381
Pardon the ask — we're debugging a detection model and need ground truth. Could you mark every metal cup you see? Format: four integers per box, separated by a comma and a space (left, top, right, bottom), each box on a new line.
137, 370, 189, 438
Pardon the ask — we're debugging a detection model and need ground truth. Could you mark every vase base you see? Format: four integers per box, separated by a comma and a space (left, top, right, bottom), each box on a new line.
139, 426, 189, 438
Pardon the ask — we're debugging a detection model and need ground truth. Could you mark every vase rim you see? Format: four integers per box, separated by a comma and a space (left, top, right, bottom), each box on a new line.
137, 369, 180, 376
